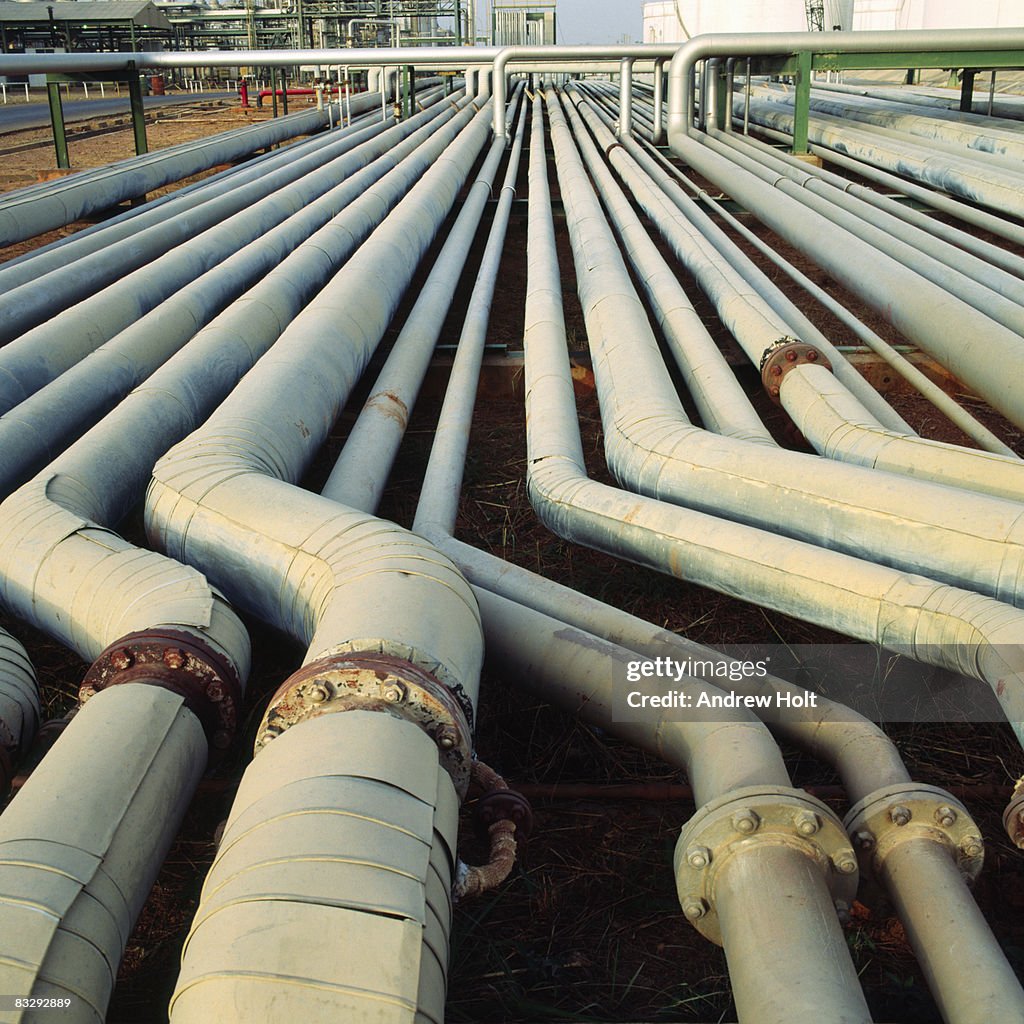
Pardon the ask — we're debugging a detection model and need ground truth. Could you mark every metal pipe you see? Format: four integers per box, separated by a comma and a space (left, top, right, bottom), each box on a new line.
573, 83, 911, 434
666, 29, 1024, 147
0, 101, 396, 345
524, 91, 1024, 749
0, 98, 464, 494
490, 44, 678, 138
669, 126, 1024, 431
326, 84, 526, 515
0, 105, 341, 247
651, 58, 664, 143
617, 57, 633, 139
739, 94, 1024, 219
154, 103, 497, 1024
639, 141, 1018, 458
0, 629, 37, 792
553, 86, 1024, 610
524, 87, 871, 1024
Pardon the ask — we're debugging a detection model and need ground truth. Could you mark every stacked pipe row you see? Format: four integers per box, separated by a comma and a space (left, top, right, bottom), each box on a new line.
0, 33, 1021, 1024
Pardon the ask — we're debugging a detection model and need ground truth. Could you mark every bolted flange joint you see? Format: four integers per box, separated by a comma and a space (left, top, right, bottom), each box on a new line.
673, 785, 857, 945
844, 782, 984, 882
759, 337, 833, 403
1002, 776, 1024, 850
81, 629, 242, 753
255, 651, 474, 798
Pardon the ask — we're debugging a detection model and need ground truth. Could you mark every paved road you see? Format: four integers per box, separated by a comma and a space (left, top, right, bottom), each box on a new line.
0, 91, 235, 134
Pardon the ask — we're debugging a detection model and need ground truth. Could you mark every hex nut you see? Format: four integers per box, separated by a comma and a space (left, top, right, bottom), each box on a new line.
834, 850, 858, 875
682, 895, 707, 921
794, 810, 820, 836
686, 845, 711, 869
307, 683, 330, 704
889, 804, 912, 827
731, 809, 759, 834
935, 805, 958, 828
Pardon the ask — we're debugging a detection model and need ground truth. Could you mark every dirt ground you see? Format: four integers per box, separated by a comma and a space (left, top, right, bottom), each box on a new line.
2, 101, 1023, 1024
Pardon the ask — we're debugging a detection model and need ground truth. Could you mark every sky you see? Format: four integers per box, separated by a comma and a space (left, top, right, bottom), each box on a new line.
551, 0, 640, 44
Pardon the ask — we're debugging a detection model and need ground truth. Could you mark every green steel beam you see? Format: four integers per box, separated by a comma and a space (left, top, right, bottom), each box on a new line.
792, 48, 811, 154
749, 48, 1023, 76
45, 79, 70, 169
126, 62, 148, 156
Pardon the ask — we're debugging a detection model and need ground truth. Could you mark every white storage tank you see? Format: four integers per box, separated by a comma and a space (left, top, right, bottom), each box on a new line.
853, 0, 1018, 31
642, 0, 852, 43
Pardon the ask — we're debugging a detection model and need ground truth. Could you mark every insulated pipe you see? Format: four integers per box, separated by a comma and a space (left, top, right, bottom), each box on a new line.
147, 100, 488, 684
665, 29, 1024, 147
157, 105, 497, 1024
170, 712, 459, 1024
0, 629, 37, 791
791, 140, 1024, 254
0, 105, 340, 247
738, 96, 1024, 219
0, 684, 209, 1021
0, 105, 399, 344
756, 82, 1024, 161
0, 97, 459, 419
325, 84, 526, 513
558, 90, 772, 443
0, 125, 360, 283
572, 83, 911, 434
527, 93, 1024, 747
617, 57, 633, 138
669, 124, 1024, 431
640, 142, 1018, 459
550, 88, 1024, 610
412, 95, 528, 537
0, 97, 469, 495
704, 125, 1024, 329
516, 88, 872, 1024
490, 45, 678, 138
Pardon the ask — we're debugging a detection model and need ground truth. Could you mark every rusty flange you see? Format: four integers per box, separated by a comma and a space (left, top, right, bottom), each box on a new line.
81, 629, 242, 751
760, 337, 832, 403
845, 783, 984, 881
256, 651, 474, 798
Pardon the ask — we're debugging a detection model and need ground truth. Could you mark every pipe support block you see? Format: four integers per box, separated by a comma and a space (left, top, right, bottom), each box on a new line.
674, 784, 857, 944
81, 628, 242, 752
845, 782, 984, 880
255, 651, 474, 798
